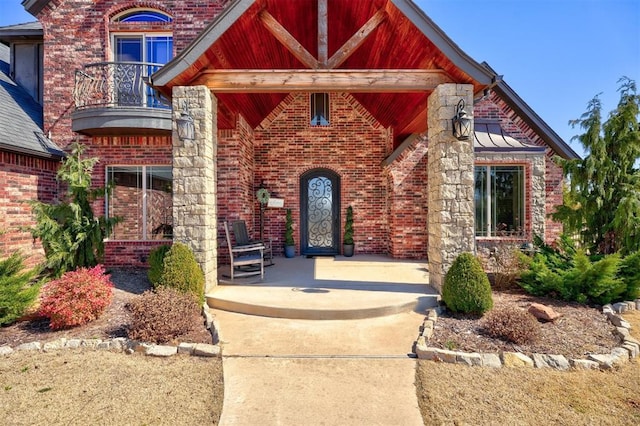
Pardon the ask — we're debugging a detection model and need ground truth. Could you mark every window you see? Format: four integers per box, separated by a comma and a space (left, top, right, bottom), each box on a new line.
106, 166, 172, 241
111, 10, 173, 107
310, 93, 330, 126
475, 165, 524, 237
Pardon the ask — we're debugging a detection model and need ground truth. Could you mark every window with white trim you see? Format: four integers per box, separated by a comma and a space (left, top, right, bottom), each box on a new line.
106, 166, 172, 241
110, 9, 173, 107
475, 165, 525, 237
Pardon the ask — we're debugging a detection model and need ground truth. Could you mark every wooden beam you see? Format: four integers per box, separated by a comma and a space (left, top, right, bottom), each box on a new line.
259, 10, 319, 69
327, 9, 387, 69
192, 69, 453, 93
318, 0, 328, 66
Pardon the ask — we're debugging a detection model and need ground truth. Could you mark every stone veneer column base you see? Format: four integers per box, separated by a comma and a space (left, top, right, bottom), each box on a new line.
172, 86, 218, 293
427, 84, 475, 292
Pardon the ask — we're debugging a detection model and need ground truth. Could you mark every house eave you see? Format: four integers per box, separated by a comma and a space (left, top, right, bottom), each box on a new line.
0, 142, 64, 161
21, 0, 48, 17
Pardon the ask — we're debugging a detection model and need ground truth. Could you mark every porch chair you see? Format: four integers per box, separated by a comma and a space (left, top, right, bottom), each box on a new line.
223, 221, 265, 280
231, 220, 274, 266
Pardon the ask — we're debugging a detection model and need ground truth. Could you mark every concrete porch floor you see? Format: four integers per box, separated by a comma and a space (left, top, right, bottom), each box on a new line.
206, 254, 439, 320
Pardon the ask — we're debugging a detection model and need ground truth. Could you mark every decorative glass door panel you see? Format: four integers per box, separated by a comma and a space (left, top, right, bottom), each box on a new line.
301, 169, 340, 255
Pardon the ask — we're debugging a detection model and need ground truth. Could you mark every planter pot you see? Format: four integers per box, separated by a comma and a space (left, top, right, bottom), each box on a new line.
284, 245, 296, 258
343, 244, 354, 257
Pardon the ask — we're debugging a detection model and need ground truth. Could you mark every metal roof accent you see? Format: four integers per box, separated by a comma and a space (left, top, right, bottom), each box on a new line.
0, 43, 63, 160
473, 119, 546, 154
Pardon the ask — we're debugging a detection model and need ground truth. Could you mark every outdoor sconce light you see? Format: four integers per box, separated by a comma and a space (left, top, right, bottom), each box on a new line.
176, 101, 195, 141
452, 99, 472, 141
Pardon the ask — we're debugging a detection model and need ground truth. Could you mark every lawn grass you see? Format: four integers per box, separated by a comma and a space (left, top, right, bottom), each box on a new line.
0, 350, 223, 425
416, 311, 640, 425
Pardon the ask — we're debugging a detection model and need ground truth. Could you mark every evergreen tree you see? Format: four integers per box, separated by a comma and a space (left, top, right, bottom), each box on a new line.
554, 77, 640, 254
29, 142, 119, 276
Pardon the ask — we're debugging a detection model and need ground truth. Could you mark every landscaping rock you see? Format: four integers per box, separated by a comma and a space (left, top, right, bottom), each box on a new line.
193, 343, 221, 357
178, 342, 196, 355
607, 313, 631, 328
612, 302, 628, 313
636, 299, 640, 310
16, 342, 41, 351
0, 346, 14, 356
602, 304, 614, 314
147, 345, 178, 357
415, 345, 436, 360
426, 309, 438, 322
622, 343, 639, 358
625, 301, 636, 311
97, 341, 111, 350
43, 338, 67, 351
616, 327, 630, 338
481, 353, 502, 368
456, 352, 482, 366
528, 303, 562, 322
81, 339, 102, 349
421, 320, 434, 339
610, 347, 629, 365
624, 335, 640, 346
431, 348, 458, 363
64, 339, 81, 349
532, 354, 570, 370
502, 352, 534, 367
570, 359, 599, 370
110, 338, 127, 352
588, 354, 616, 369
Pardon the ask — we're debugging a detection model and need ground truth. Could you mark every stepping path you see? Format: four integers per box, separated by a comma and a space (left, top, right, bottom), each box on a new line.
215, 309, 425, 425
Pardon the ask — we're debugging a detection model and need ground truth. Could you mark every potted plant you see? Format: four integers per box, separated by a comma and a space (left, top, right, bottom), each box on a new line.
284, 208, 295, 258
343, 205, 354, 257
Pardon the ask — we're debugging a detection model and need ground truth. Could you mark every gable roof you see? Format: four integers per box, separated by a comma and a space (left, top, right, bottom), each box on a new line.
0, 21, 42, 44
0, 43, 63, 160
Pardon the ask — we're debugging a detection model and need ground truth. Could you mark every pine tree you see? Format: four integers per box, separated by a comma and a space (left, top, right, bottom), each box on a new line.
29, 142, 120, 276
554, 77, 640, 254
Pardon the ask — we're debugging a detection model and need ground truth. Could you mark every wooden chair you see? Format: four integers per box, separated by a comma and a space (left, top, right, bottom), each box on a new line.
223, 221, 264, 280
231, 220, 274, 266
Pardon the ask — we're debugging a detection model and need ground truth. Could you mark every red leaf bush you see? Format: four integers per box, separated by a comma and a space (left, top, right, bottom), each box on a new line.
38, 265, 114, 330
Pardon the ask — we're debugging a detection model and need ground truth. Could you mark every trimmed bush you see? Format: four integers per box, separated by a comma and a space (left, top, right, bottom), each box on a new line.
147, 244, 171, 288
0, 252, 41, 326
127, 288, 202, 344
482, 306, 541, 344
158, 242, 205, 303
38, 265, 113, 330
442, 252, 493, 315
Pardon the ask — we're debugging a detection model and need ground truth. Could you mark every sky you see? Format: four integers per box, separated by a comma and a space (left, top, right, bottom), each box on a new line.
1, 0, 639, 157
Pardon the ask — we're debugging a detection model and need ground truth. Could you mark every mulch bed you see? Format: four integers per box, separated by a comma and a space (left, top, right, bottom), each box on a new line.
0, 268, 212, 347
428, 289, 621, 359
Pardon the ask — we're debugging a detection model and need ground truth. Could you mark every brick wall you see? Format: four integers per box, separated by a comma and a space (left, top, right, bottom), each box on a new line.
253, 93, 393, 256
36, 0, 226, 150
0, 151, 59, 265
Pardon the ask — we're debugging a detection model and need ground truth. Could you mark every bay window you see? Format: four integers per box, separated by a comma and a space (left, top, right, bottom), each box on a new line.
106, 166, 172, 240
475, 165, 525, 237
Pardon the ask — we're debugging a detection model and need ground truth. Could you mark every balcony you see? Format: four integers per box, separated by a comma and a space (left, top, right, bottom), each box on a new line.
71, 62, 172, 136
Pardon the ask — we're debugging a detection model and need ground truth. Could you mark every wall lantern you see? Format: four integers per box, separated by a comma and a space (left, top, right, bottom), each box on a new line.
452, 99, 472, 141
176, 101, 195, 141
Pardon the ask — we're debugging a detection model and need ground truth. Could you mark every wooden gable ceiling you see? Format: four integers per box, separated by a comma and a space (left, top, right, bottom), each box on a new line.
163, 0, 491, 147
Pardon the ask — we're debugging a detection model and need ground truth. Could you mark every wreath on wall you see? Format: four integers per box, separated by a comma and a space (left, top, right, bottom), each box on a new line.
256, 188, 270, 205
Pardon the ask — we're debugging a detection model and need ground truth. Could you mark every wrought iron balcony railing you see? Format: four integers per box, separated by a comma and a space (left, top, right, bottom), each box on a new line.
73, 61, 170, 110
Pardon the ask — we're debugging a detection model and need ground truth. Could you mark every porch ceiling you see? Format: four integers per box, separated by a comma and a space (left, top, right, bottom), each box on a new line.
152, 0, 496, 147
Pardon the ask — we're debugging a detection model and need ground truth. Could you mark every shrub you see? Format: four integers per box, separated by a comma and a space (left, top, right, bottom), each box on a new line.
0, 252, 41, 326
38, 265, 113, 329
442, 252, 493, 315
158, 242, 205, 303
480, 245, 531, 290
519, 238, 636, 305
127, 288, 202, 344
147, 244, 171, 288
482, 306, 541, 345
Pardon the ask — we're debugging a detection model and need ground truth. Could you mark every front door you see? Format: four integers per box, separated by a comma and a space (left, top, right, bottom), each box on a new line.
301, 169, 340, 256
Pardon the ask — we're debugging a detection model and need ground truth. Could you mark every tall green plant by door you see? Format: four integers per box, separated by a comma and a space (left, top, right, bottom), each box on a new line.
343, 206, 354, 257
28, 142, 119, 276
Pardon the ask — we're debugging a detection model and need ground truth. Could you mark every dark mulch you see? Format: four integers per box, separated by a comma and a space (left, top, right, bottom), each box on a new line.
429, 289, 621, 359
0, 268, 212, 347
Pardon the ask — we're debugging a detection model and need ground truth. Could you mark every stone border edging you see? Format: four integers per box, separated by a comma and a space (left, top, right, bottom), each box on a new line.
414, 299, 640, 370
0, 305, 222, 359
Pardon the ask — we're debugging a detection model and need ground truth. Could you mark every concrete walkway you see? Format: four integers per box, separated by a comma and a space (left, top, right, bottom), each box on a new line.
212, 255, 431, 425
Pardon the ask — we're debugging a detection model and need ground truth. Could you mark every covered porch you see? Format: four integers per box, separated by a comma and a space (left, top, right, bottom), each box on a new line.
208, 254, 439, 320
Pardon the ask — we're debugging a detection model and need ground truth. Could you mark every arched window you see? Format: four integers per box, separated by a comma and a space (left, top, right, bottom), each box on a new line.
110, 9, 173, 65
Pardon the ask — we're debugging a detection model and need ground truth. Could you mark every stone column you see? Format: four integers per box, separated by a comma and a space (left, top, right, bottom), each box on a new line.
427, 84, 475, 292
172, 85, 218, 294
